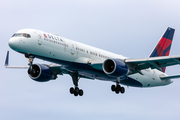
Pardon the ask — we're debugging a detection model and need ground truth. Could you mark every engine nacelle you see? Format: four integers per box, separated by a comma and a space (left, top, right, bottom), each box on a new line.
103, 59, 129, 78
28, 64, 54, 82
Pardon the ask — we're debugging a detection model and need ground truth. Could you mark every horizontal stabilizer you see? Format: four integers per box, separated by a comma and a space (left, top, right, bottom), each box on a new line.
5, 66, 29, 69
160, 75, 180, 80
4, 51, 9, 66
4, 51, 29, 69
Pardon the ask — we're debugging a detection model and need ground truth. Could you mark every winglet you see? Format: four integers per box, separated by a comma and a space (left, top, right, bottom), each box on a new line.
4, 51, 9, 66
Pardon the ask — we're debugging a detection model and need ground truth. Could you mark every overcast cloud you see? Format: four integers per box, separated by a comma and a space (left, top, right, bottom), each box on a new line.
0, 0, 180, 120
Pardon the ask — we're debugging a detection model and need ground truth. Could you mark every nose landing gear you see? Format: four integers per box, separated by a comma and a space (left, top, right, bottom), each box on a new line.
25, 54, 35, 74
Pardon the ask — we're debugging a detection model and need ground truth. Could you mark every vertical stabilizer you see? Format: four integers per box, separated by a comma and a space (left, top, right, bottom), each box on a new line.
149, 27, 175, 72
4, 51, 9, 66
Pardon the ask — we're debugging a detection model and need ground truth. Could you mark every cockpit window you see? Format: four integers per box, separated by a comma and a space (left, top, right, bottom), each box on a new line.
12, 34, 15, 37
12, 33, 31, 38
26, 34, 31, 38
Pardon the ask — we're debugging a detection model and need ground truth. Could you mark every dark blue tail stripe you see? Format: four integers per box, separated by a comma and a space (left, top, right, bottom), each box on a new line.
163, 27, 175, 40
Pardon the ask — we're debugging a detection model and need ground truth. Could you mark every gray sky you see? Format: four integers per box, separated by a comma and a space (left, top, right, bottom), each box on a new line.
1, 0, 180, 120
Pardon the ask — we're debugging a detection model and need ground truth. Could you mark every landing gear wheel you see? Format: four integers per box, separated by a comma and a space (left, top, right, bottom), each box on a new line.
70, 87, 75, 94
75, 87, 79, 93
79, 89, 83, 96
116, 85, 121, 91
111, 85, 116, 91
70, 86, 84, 97
111, 84, 125, 94
120, 87, 125, 94
70, 72, 84, 97
115, 89, 120, 94
74, 92, 78, 96
74, 87, 79, 96
26, 54, 35, 76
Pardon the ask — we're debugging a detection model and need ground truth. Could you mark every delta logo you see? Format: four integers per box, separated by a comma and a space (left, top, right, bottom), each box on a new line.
44, 33, 47, 38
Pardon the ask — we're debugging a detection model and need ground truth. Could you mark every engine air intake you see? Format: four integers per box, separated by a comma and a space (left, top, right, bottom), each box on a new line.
103, 59, 129, 78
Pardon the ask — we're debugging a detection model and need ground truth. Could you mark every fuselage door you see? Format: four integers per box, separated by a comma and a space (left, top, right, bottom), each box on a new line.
71, 43, 75, 55
35, 31, 42, 46
66, 40, 76, 56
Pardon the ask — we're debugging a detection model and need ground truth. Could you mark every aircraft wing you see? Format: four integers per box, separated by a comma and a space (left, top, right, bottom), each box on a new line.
125, 55, 180, 74
4, 51, 94, 80
89, 61, 104, 71
160, 75, 180, 80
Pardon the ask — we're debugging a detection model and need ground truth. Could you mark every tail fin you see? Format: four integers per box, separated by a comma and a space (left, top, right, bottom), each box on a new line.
149, 27, 175, 72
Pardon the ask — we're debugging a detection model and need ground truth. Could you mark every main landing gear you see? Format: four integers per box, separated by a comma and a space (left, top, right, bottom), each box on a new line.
70, 86, 83, 96
69, 72, 84, 96
111, 82, 125, 94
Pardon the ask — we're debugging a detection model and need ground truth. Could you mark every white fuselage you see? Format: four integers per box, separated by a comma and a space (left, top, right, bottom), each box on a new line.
9, 29, 172, 88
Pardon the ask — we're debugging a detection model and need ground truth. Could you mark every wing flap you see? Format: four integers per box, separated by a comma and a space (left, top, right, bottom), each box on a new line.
125, 55, 180, 73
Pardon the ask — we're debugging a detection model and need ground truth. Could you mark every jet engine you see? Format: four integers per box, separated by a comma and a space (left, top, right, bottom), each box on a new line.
103, 59, 129, 78
28, 64, 55, 82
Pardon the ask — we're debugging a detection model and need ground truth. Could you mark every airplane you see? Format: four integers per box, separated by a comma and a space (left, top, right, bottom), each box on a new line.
5, 27, 180, 96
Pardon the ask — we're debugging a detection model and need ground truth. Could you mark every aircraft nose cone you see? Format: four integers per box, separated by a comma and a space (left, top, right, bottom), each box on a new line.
8, 38, 20, 50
